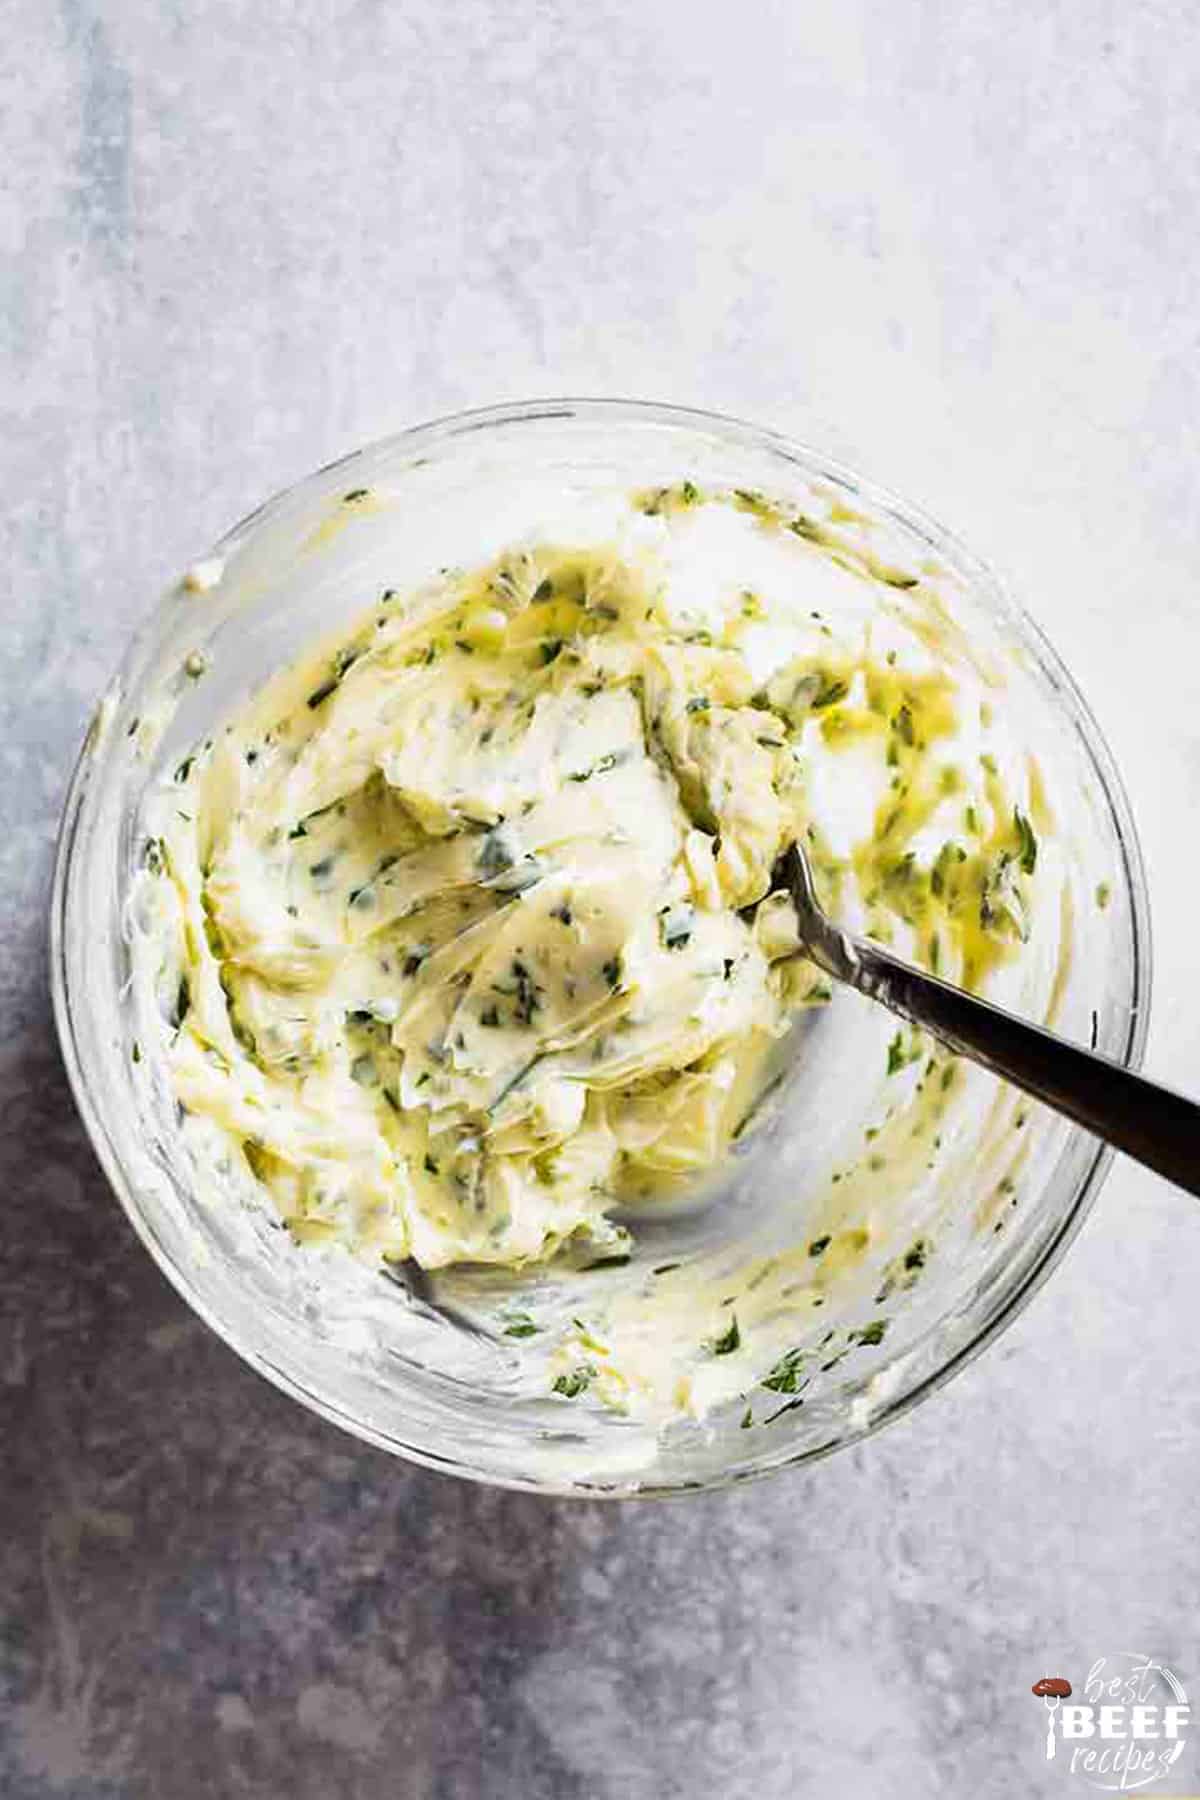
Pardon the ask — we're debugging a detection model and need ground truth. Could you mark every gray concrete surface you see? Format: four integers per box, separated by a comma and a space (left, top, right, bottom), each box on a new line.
3, 3, 1199, 1795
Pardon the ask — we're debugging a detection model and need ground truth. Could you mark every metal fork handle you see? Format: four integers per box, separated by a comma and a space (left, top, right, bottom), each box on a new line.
811, 923, 1199, 1198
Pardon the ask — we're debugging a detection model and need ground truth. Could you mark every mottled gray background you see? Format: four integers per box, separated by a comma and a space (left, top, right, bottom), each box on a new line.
3, 2, 1200, 1796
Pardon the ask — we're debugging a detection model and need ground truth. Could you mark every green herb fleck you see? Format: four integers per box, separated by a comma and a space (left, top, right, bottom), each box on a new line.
707, 1314, 741, 1356
307, 647, 360, 710
1014, 807, 1038, 875
510, 958, 541, 1026
811, 676, 849, 710
552, 1366, 593, 1399
567, 749, 626, 784
808, 1235, 831, 1258
170, 974, 190, 1030
762, 1348, 806, 1394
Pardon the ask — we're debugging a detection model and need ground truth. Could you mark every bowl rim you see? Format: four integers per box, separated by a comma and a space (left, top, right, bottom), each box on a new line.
49, 395, 1154, 1496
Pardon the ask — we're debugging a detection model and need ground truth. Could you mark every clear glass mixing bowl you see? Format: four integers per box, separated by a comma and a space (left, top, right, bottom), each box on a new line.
50, 399, 1150, 1495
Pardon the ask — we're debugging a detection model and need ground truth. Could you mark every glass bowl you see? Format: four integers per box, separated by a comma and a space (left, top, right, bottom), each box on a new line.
50, 399, 1150, 1495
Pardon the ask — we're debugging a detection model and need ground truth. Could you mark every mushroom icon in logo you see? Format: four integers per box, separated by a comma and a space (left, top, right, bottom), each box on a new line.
1032, 1678, 1073, 1759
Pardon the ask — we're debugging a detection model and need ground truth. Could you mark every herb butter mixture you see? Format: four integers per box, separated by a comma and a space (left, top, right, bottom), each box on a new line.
143, 485, 1040, 1298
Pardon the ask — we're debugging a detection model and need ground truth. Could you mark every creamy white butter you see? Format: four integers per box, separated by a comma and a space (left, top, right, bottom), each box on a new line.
134, 482, 1052, 1425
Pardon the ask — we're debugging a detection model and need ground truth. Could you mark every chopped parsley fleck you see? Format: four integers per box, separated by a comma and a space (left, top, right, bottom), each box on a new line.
502, 1312, 539, 1338
811, 675, 849, 710
170, 974, 190, 1030
306, 647, 360, 710
1014, 807, 1038, 875
707, 1314, 741, 1356
886, 1030, 920, 1076
855, 1319, 889, 1348
807, 1235, 831, 1258
761, 1348, 806, 1394
567, 749, 626, 784
510, 958, 541, 1026
552, 1366, 593, 1399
